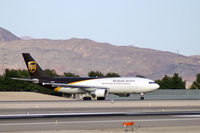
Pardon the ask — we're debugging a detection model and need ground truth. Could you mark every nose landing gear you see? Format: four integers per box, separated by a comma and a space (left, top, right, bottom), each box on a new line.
140, 93, 144, 100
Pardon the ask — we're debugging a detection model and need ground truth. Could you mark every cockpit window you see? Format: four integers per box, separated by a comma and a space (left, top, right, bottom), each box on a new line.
149, 82, 156, 84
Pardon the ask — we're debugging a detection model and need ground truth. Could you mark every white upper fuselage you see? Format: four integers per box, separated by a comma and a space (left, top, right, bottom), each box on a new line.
56, 77, 159, 94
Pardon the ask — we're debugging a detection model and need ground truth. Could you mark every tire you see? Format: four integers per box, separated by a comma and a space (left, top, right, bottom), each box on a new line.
83, 97, 91, 100
97, 97, 105, 100
140, 96, 144, 100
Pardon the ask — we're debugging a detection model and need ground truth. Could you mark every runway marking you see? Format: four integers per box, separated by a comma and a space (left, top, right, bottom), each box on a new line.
1, 117, 200, 126
0, 112, 125, 118
1, 111, 200, 118
174, 115, 200, 118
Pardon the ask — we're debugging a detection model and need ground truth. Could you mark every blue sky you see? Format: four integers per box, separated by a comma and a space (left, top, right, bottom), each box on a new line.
0, 0, 200, 56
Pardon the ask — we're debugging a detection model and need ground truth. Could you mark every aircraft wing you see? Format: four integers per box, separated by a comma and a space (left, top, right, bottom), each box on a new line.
43, 82, 108, 95
43, 82, 108, 90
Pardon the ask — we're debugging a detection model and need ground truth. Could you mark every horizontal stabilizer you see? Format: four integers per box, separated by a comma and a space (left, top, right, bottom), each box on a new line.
11, 78, 39, 84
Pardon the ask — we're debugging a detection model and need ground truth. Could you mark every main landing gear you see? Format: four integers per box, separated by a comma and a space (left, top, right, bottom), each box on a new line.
140, 93, 144, 100
83, 97, 91, 100
97, 97, 105, 100
82, 96, 105, 100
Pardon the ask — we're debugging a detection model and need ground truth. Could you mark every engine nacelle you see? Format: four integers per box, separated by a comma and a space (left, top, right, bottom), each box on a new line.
93, 89, 107, 97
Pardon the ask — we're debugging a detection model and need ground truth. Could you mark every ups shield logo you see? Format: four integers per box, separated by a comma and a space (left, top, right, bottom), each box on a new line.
28, 61, 37, 73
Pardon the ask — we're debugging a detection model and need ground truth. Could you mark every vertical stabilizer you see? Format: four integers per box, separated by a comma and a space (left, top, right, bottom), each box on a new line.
22, 53, 49, 78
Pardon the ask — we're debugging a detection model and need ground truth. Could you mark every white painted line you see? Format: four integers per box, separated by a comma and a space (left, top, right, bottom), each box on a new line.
174, 115, 200, 118
1, 112, 200, 119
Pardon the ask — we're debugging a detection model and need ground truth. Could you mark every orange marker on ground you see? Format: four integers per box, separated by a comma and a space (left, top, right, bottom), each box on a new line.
122, 122, 134, 127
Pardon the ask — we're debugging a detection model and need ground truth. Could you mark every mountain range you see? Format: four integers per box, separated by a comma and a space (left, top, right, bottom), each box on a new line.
0, 27, 200, 87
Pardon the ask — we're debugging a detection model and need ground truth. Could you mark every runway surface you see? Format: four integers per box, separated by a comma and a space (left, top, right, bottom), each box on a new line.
0, 100, 200, 116
1, 114, 200, 132
0, 106, 200, 115
0, 100, 200, 132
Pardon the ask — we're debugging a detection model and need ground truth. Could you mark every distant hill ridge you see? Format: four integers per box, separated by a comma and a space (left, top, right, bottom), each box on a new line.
0, 27, 200, 87
0, 27, 20, 42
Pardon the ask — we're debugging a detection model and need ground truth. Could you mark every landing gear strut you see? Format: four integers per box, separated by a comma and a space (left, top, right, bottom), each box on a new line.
140, 93, 144, 100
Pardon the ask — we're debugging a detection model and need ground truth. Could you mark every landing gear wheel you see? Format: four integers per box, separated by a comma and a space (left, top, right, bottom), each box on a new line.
140, 93, 144, 100
140, 96, 144, 100
83, 97, 91, 100
97, 97, 105, 100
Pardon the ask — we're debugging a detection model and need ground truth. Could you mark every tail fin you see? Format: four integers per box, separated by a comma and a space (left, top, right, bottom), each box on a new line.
22, 53, 49, 78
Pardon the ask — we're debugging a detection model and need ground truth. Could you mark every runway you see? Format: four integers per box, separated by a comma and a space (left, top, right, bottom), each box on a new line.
1, 114, 200, 132
0, 100, 200, 132
0, 100, 200, 116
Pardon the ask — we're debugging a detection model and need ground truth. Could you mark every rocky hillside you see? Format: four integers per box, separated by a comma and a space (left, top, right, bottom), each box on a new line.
0, 27, 20, 42
0, 27, 200, 85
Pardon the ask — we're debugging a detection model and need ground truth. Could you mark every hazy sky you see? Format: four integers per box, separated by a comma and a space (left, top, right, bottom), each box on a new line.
1, 0, 200, 56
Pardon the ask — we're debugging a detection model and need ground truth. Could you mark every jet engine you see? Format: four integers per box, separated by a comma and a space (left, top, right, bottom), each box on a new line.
93, 89, 107, 97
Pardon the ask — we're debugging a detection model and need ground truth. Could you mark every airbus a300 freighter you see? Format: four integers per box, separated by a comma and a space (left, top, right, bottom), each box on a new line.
13, 53, 159, 100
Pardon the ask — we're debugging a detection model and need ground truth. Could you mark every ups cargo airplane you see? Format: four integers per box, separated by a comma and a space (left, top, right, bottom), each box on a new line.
12, 53, 159, 100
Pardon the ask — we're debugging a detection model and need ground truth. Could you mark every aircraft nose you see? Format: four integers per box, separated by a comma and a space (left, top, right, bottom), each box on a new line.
154, 83, 160, 90
148, 81, 160, 91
